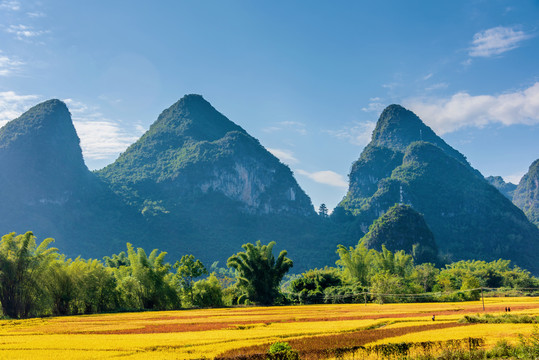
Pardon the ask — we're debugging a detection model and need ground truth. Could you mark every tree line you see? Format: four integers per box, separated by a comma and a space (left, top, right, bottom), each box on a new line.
1, 232, 537, 319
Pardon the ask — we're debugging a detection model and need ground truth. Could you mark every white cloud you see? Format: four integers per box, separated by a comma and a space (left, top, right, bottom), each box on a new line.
362, 98, 385, 113
503, 172, 524, 185
0, 52, 24, 76
27, 11, 45, 18
0, 0, 20, 11
64, 99, 143, 160
0, 91, 40, 126
296, 169, 348, 188
267, 148, 299, 165
405, 82, 539, 134
263, 121, 307, 135
469, 26, 532, 57
6, 24, 48, 40
0, 94, 143, 161
425, 83, 448, 92
326, 121, 377, 146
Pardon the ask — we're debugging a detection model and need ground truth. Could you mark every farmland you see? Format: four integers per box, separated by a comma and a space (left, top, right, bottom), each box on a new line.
0, 297, 537, 359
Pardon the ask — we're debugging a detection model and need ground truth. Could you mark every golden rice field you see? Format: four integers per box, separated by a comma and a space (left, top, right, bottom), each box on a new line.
0, 297, 537, 359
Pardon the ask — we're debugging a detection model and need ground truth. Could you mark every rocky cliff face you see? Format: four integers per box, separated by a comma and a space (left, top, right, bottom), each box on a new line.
513, 159, 539, 228
336, 105, 539, 274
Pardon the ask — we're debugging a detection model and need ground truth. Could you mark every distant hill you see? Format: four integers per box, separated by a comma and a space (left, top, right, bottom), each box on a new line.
336, 105, 539, 274
486, 176, 517, 200
361, 204, 438, 264
513, 159, 539, 228
0, 100, 146, 255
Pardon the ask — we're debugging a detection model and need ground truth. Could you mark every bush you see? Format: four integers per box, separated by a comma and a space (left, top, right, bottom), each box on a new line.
267, 342, 299, 360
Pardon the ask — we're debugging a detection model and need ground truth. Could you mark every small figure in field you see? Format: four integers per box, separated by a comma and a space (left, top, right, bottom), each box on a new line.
432, 315, 435, 321
505, 307, 508, 312
508, 307, 511, 312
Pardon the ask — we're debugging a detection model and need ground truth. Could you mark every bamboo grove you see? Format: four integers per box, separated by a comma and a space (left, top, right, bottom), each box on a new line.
0, 232, 537, 319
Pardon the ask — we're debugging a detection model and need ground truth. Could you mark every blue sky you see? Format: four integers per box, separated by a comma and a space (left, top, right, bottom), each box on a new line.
1, 1, 538, 211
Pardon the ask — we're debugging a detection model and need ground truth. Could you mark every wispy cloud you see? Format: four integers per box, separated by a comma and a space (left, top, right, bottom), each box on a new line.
469, 26, 532, 57
362, 97, 385, 113
267, 148, 299, 165
0, 52, 24, 76
0, 91, 40, 127
425, 83, 448, 92
296, 169, 348, 188
0, 0, 20, 11
262, 121, 307, 135
405, 82, 539, 134
63, 99, 143, 160
26, 11, 45, 18
6, 24, 48, 41
325, 121, 377, 147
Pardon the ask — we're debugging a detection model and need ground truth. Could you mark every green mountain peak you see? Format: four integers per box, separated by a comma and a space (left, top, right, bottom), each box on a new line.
361, 204, 438, 264
371, 104, 468, 165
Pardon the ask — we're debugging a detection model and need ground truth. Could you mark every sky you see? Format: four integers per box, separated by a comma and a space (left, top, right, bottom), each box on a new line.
1, 1, 538, 211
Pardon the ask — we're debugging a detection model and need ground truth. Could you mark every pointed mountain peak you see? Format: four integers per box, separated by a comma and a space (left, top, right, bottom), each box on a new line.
0, 98, 85, 171
0, 99, 72, 145
372, 105, 435, 148
150, 94, 247, 143
370, 104, 468, 166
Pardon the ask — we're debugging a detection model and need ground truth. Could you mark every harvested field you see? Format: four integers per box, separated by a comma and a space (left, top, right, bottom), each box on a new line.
0, 297, 536, 359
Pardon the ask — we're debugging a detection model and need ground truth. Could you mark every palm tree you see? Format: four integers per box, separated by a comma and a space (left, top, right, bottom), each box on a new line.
227, 240, 293, 305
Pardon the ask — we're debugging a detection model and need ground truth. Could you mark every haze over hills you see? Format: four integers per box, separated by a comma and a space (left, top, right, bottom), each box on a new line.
336, 105, 539, 274
0, 98, 537, 274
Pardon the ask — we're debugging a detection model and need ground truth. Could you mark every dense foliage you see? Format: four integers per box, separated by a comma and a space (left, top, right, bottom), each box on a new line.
287, 241, 539, 305
227, 241, 293, 305
0, 231, 537, 318
337, 105, 539, 274
360, 204, 438, 264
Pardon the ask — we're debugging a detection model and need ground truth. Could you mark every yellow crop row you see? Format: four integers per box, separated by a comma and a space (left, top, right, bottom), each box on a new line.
0, 297, 536, 359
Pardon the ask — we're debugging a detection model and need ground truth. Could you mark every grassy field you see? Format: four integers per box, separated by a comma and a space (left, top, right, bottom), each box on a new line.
0, 297, 537, 359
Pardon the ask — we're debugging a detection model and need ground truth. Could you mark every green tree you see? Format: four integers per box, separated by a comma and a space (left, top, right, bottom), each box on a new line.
0, 232, 58, 318
336, 240, 371, 285
174, 254, 208, 305
318, 203, 328, 217
412, 263, 439, 292
192, 274, 224, 307
227, 241, 293, 305
120, 243, 179, 310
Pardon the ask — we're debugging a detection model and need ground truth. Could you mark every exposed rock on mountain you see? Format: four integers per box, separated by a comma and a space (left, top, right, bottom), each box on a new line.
361, 204, 438, 264
336, 105, 539, 274
513, 159, 539, 228
486, 176, 517, 200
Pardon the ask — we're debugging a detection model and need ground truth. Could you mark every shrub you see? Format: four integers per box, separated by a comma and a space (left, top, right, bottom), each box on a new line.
267, 342, 299, 360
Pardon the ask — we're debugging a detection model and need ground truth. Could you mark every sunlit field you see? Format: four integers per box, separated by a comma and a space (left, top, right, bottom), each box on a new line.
0, 297, 537, 359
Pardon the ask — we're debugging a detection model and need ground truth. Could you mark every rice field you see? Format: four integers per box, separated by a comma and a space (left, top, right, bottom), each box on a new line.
0, 297, 537, 359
